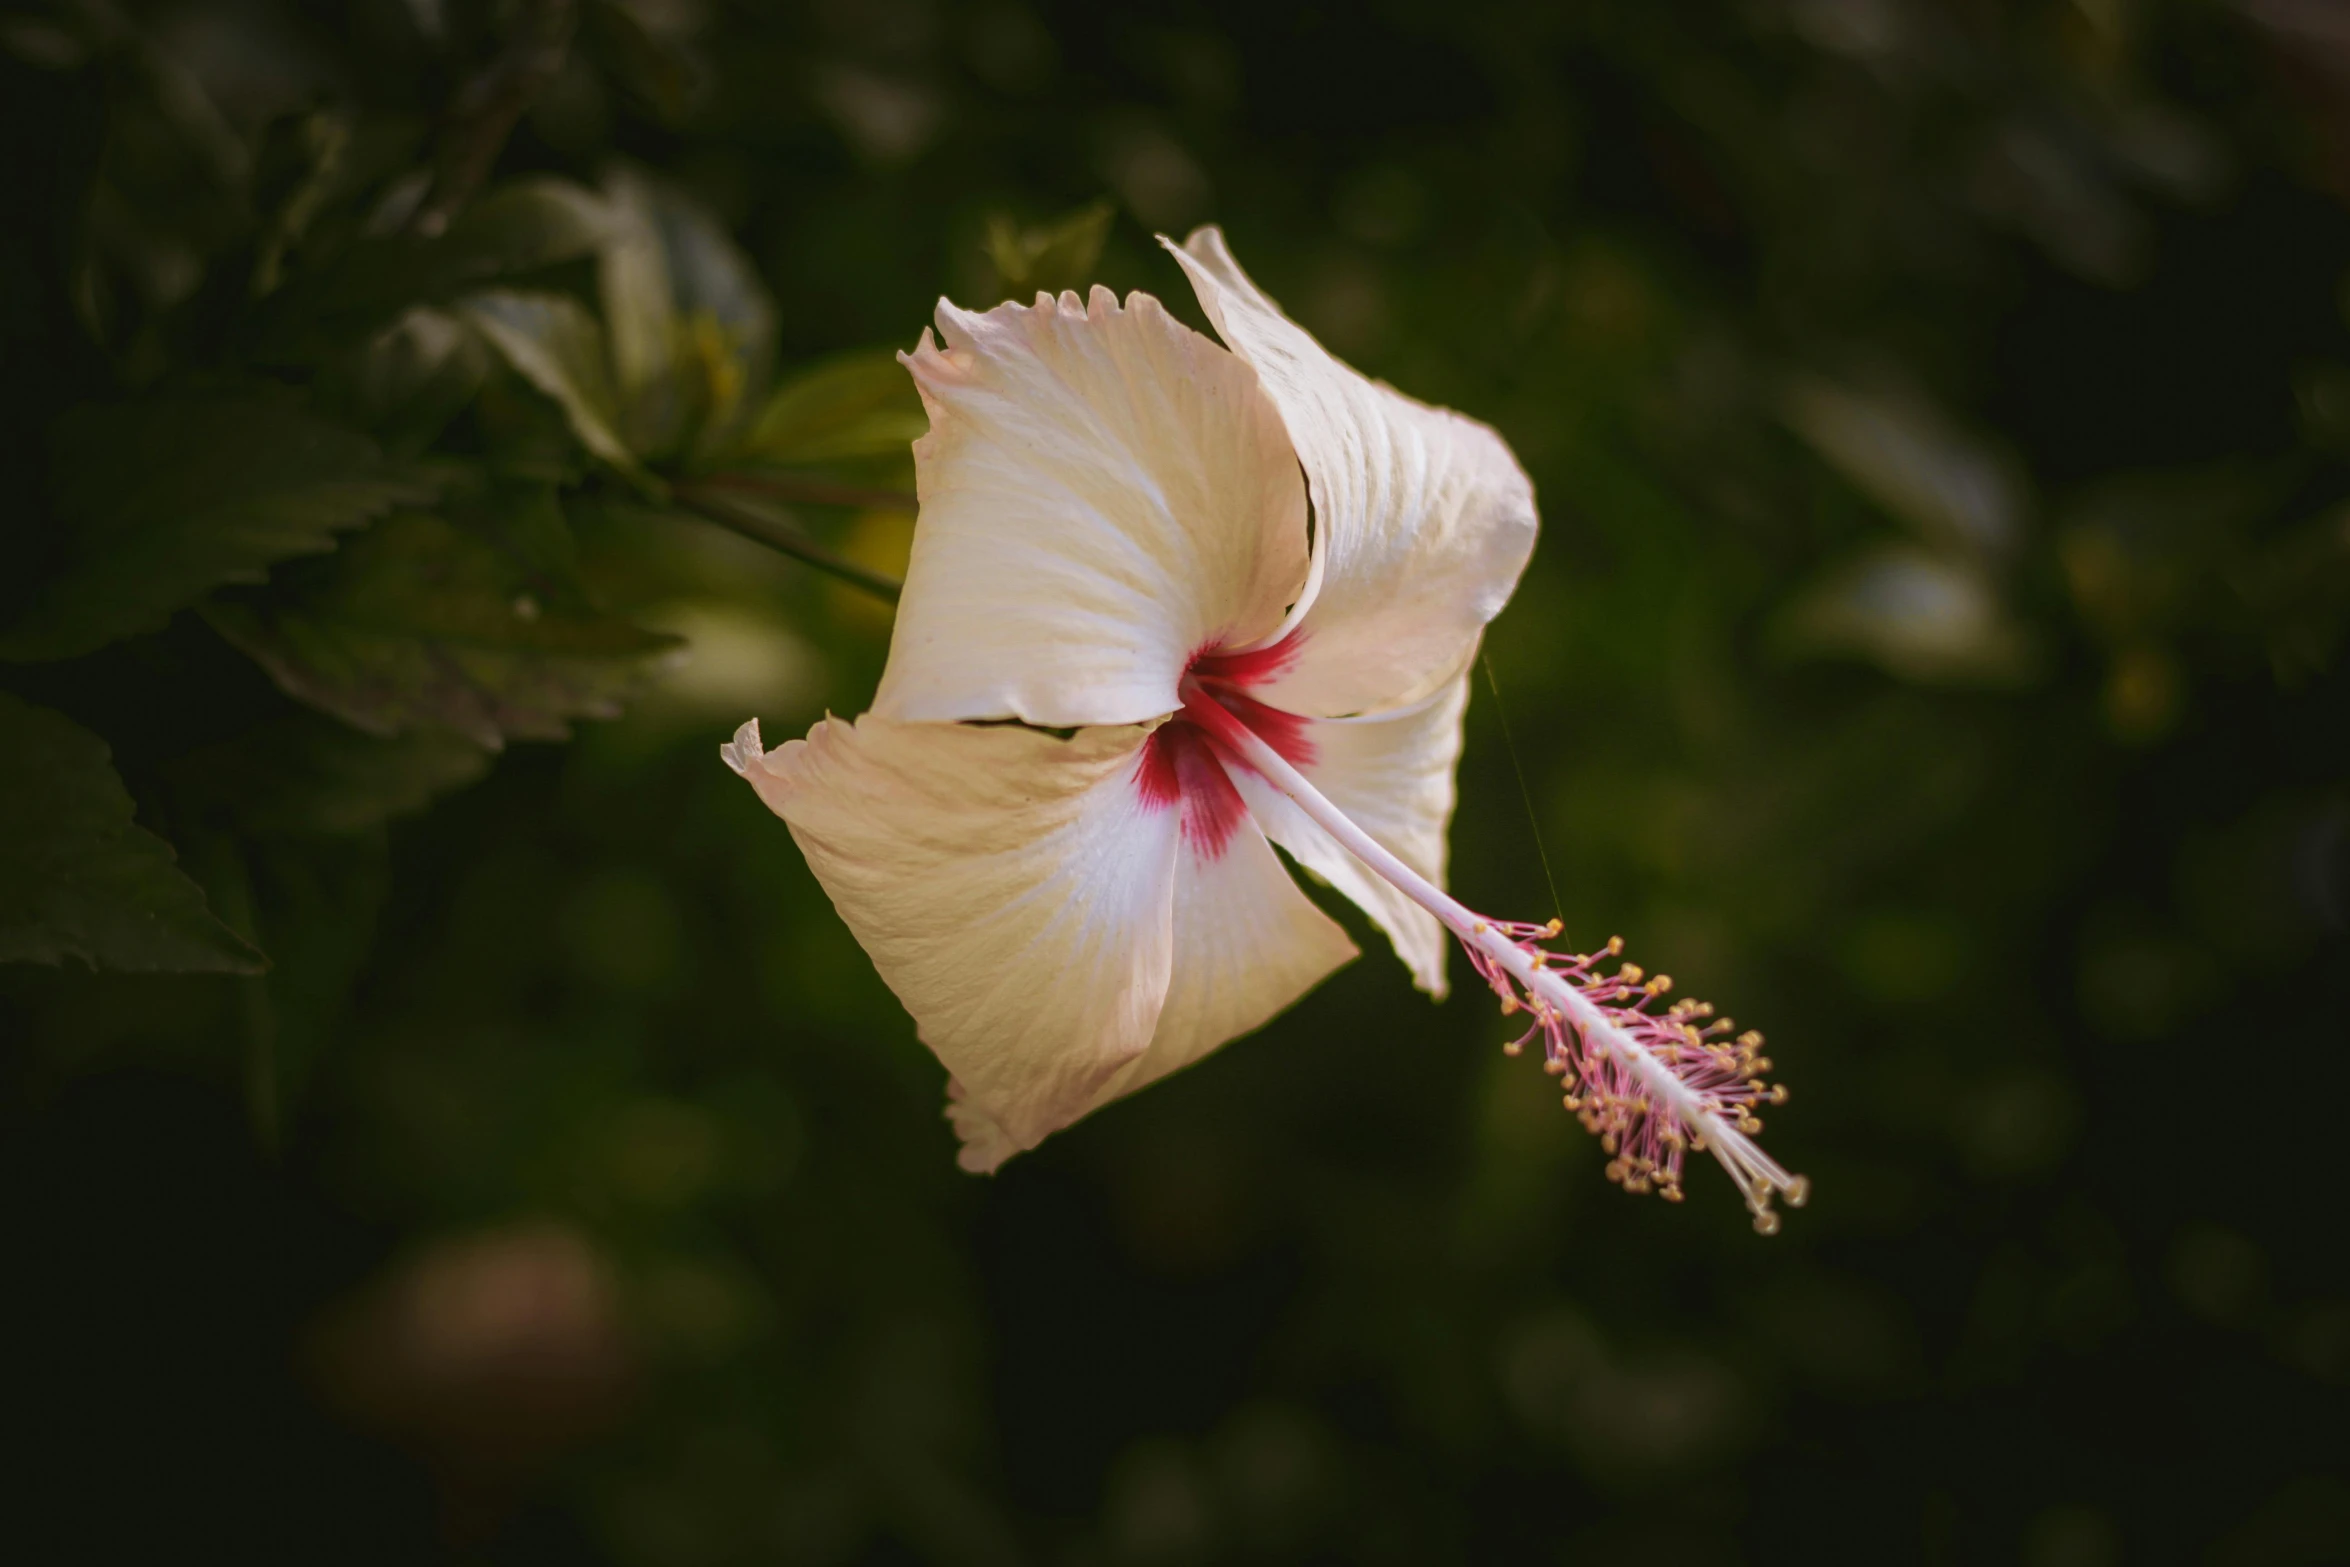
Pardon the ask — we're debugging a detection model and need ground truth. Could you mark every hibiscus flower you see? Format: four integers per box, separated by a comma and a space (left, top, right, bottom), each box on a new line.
725, 229, 1804, 1230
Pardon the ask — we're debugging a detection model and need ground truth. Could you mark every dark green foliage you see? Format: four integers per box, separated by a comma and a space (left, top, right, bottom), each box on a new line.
206, 505, 679, 749
168, 715, 493, 838
463, 288, 653, 486
0, 1, 905, 1000
735, 353, 930, 469
1, 392, 435, 662
321, 305, 495, 457
262, 175, 618, 348
986, 201, 1118, 301
0, 692, 261, 973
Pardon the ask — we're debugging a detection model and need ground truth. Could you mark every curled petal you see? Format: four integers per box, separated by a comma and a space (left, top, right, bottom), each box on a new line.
876, 286, 1310, 728
739, 713, 1177, 1151
1167, 229, 1537, 718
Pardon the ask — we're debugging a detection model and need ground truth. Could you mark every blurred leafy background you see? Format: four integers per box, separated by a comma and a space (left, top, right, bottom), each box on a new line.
5, 0, 2348, 1562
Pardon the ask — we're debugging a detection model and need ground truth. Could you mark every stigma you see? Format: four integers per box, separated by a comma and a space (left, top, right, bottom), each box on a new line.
1469, 922, 1805, 1230
1177, 683, 1809, 1234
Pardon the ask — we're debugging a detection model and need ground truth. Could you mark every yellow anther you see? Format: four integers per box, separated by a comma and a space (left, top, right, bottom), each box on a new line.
1619, 963, 1645, 984
1785, 1176, 1811, 1208
1752, 1210, 1781, 1236
1545, 918, 1564, 937
1606, 935, 1624, 954
1502, 1039, 1523, 1056
1769, 1084, 1788, 1105
1648, 974, 1673, 995
1500, 996, 1520, 1015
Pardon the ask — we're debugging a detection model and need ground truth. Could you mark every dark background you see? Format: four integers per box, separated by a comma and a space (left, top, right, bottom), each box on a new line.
6, 1, 2350, 1563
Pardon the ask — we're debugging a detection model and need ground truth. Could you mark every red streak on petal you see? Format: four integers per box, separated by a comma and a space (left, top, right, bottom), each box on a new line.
1136, 723, 1248, 859
1136, 724, 1183, 811
1210, 688, 1316, 768
1190, 627, 1307, 689
1132, 633, 1319, 863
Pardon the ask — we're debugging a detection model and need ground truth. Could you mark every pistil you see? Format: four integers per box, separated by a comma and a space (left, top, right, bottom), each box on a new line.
1180, 681, 1808, 1232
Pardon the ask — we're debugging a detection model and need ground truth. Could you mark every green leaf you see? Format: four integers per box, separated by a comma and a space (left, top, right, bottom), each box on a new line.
1780, 375, 2026, 560
171, 822, 391, 1144
0, 391, 438, 663
435, 178, 616, 282
731, 351, 925, 468
302, 176, 616, 333
472, 371, 591, 487
250, 108, 355, 299
984, 200, 1115, 300
324, 305, 495, 455
598, 166, 778, 461
462, 288, 660, 492
0, 692, 265, 973
598, 169, 691, 457
1773, 541, 2040, 687
168, 714, 492, 837
203, 502, 682, 749
651, 186, 776, 407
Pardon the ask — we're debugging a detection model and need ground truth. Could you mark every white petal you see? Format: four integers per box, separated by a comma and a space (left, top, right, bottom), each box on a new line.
718, 716, 763, 775
1167, 229, 1538, 718
944, 1077, 1021, 1174
740, 713, 1179, 1152
874, 286, 1311, 728
1229, 668, 1470, 997
951, 815, 1357, 1171
1110, 820, 1358, 1099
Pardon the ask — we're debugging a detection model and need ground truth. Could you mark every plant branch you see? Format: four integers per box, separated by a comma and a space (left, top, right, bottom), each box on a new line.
411, 0, 578, 237
687, 471, 918, 513
679, 491, 902, 603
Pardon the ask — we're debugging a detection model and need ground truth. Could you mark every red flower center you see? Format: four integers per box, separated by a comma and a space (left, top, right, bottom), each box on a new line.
1136, 630, 1315, 859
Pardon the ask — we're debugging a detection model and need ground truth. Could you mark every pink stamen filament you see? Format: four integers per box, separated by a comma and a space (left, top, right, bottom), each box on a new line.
1179, 680, 1809, 1234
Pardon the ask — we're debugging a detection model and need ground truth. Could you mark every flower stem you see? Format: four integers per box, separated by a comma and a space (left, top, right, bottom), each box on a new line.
1180, 682, 1806, 1227
678, 489, 903, 603
686, 472, 920, 513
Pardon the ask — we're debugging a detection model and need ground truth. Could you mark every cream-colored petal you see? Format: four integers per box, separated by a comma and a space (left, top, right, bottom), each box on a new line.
1167, 229, 1538, 718
1103, 818, 1358, 1102
737, 712, 1179, 1152
950, 815, 1358, 1171
874, 286, 1310, 728
944, 1077, 1021, 1174
1228, 668, 1471, 997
